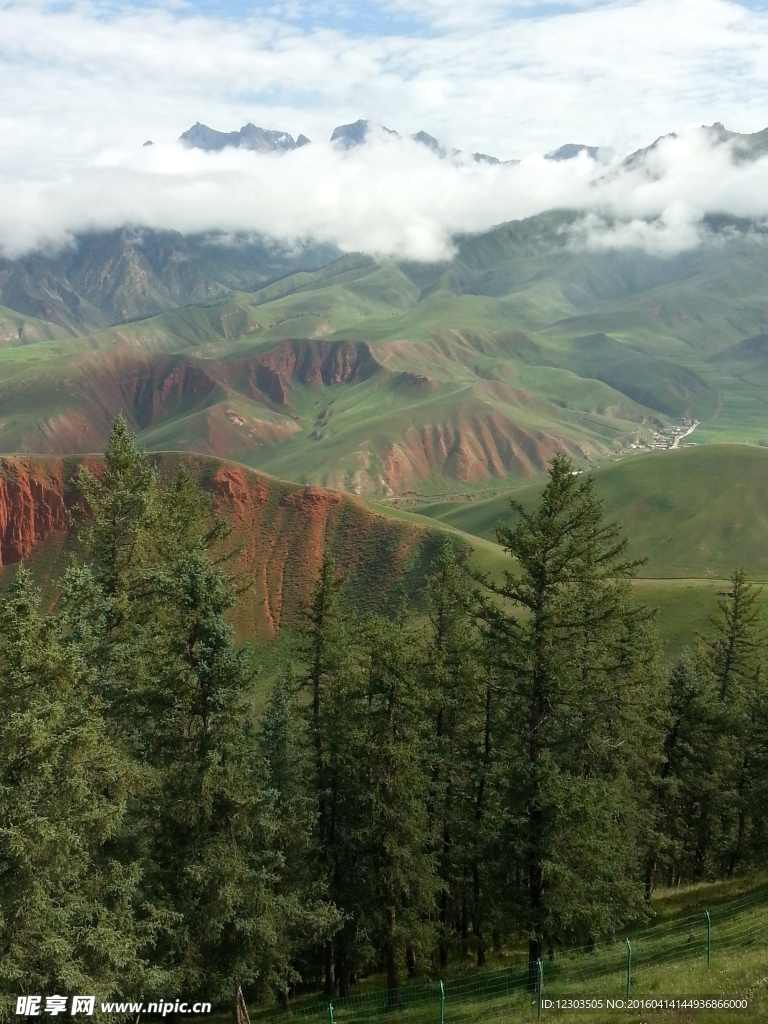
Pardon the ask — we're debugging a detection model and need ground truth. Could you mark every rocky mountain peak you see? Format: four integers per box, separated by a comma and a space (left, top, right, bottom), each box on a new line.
545, 143, 600, 162
179, 122, 310, 153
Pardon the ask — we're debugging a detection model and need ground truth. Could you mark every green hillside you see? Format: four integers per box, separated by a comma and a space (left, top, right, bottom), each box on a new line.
417, 444, 768, 578
1, 216, 768, 501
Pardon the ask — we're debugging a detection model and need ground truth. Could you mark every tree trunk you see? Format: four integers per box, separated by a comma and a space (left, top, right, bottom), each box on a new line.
324, 939, 336, 996
644, 848, 656, 905
385, 906, 400, 1009
727, 808, 745, 878
406, 943, 416, 978
527, 585, 546, 990
233, 985, 251, 1024
473, 860, 485, 966
476, 931, 486, 968
439, 887, 448, 968
336, 943, 350, 998
727, 758, 748, 879
528, 936, 543, 993
528, 688, 545, 985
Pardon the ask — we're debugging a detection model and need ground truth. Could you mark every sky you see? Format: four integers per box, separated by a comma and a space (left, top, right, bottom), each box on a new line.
1, 0, 768, 259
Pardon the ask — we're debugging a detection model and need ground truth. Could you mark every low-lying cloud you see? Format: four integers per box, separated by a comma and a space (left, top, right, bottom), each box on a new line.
1, 126, 767, 261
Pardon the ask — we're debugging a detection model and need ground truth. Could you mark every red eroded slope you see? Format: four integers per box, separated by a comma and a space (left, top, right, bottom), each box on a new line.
0, 453, 435, 640
0, 458, 71, 565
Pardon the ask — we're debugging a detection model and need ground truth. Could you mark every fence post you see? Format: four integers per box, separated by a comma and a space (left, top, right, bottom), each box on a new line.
328, 1003, 333, 1024
706, 910, 711, 966
625, 939, 631, 999
537, 958, 543, 1020
439, 980, 444, 1024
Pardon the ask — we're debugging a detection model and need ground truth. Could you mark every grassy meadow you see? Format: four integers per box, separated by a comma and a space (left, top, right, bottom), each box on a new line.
402, 444, 768, 657
242, 876, 768, 1024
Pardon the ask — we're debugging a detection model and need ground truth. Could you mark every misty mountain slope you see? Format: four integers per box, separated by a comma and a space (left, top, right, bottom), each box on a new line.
0, 229, 340, 334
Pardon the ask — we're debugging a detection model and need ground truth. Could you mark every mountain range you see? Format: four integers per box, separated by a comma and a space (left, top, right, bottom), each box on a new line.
181, 117, 520, 163
176, 117, 768, 170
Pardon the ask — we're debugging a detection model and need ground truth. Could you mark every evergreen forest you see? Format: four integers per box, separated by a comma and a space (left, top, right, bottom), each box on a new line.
2, 419, 767, 1020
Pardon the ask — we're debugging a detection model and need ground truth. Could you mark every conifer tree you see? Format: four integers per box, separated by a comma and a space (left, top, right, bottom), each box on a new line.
353, 614, 437, 1002
259, 669, 339, 1008
298, 550, 351, 995
66, 419, 312, 1012
663, 571, 766, 880
482, 455, 667, 980
0, 570, 151, 1017
424, 544, 491, 967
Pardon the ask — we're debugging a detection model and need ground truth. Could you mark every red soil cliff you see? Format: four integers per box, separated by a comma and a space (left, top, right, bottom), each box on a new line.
0, 458, 70, 565
0, 454, 434, 640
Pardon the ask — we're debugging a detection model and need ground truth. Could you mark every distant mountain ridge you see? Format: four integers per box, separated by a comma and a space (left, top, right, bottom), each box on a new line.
179, 117, 515, 163
0, 229, 339, 334
180, 122, 311, 152
328, 118, 508, 164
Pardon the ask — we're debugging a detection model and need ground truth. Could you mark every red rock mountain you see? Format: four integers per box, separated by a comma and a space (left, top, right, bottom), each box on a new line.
0, 453, 438, 640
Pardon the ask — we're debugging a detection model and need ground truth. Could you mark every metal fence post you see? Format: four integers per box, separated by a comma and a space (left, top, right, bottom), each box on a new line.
439, 980, 445, 1024
537, 958, 543, 1020
328, 1002, 333, 1024
626, 939, 631, 999
706, 910, 711, 965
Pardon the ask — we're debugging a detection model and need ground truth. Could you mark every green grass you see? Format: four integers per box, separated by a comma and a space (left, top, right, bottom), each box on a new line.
242, 877, 768, 1024
397, 444, 768, 657
417, 445, 768, 580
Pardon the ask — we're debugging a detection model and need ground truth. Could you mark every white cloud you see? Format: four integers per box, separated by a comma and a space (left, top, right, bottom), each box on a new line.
1, 0, 768, 259
2, 126, 768, 260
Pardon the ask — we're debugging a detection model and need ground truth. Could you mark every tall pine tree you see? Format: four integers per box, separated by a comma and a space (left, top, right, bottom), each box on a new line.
483, 455, 667, 979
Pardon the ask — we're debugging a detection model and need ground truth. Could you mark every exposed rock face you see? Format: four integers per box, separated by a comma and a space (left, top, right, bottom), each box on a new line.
198, 457, 430, 638
379, 412, 579, 489
0, 454, 435, 641
242, 339, 382, 399
330, 119, 392, 147
0, 459, 70, 565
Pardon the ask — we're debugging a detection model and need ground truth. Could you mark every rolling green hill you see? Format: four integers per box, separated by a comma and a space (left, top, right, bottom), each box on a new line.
0, 215, 767, 503
415, 444, 768, 579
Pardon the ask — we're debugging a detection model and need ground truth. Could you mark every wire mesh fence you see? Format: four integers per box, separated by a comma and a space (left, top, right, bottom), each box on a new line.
255, 887, 768, 1023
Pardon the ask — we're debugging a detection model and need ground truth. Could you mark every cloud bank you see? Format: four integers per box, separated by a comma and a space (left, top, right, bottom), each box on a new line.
1, 127, 767, 261
1, 1, 768, 259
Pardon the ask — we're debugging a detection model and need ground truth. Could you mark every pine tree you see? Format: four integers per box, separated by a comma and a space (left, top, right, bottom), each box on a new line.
663, 571, 766, 880
423, 544, 491, 967
297, 550, 351, 995
259, 669, 339, 1008
66, 419, 314, 1012
0, 570, 151, 1018
353, 614, 437, 1002
482, 455, 667, 980
139, 545, 287, 1008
